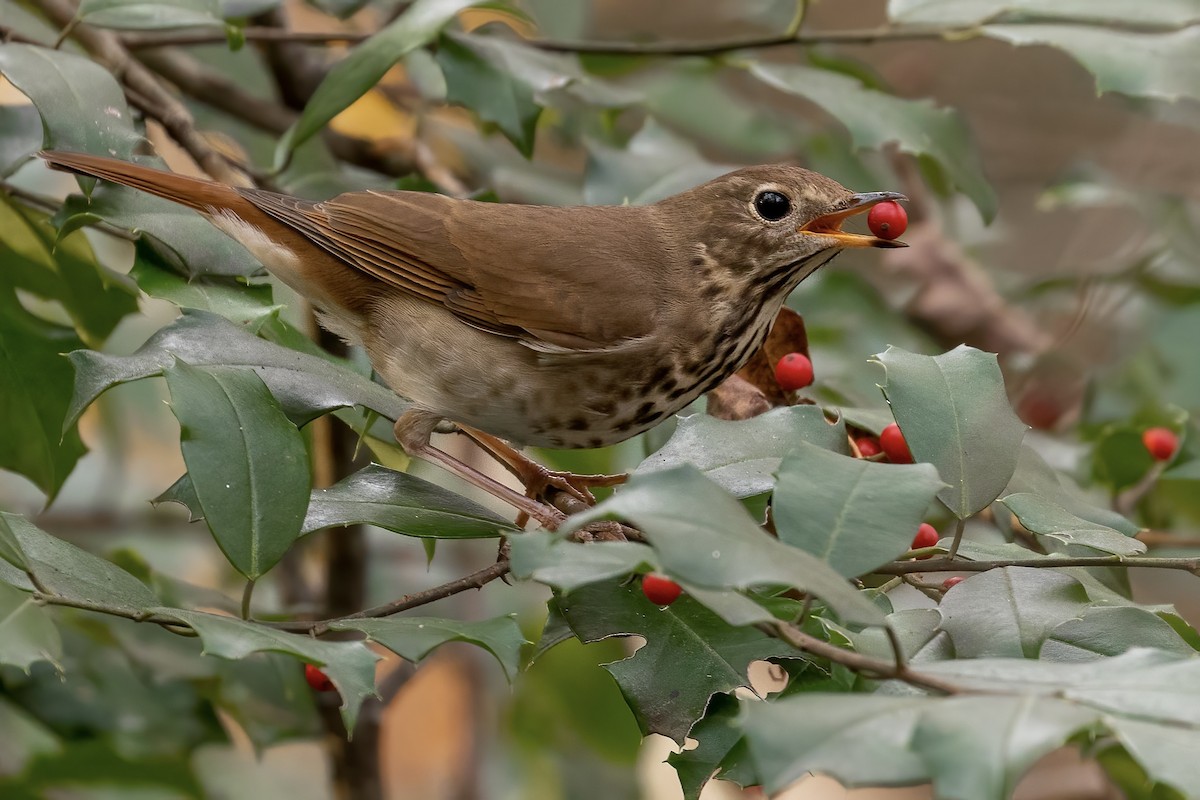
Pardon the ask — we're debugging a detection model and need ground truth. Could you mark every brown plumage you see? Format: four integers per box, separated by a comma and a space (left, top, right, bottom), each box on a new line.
40, 150, 904, 518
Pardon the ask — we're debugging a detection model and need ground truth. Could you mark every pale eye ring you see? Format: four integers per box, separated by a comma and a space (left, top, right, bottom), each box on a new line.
754, 190, 791, 221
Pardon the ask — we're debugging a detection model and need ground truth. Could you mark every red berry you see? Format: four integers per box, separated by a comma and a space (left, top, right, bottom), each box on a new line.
867, 201, 907, 241
912, 523, 939, 552
941, 576, 964, 590
642, 573, 683, 606
1143, 427, 1178, 462
774, 352, 814, 392
880, 423, 914, 464
856, 437, 882, 458
304, 664, 336, 692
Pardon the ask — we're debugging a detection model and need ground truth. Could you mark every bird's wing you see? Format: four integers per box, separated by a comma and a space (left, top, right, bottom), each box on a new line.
241, 189, 667, 352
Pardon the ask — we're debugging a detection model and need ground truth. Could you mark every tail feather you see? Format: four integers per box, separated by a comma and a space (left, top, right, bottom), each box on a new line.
40, 150, 250, 217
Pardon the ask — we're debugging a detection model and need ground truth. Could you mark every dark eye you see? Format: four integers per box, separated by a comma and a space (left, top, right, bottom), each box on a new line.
754, 191, 791, 221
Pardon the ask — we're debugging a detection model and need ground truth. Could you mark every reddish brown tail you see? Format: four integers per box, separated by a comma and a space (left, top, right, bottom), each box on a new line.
39, 150, 253, 217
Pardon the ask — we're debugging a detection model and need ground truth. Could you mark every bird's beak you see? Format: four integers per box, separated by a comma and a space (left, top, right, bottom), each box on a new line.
800, 191, 909, 248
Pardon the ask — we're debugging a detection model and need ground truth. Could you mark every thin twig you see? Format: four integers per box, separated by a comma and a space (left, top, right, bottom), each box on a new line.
946, 517, 967, 559
116, 17, 1200, 54
269, 559, 512, 636
874, 555, 1200, 575
764, 620, 964, 695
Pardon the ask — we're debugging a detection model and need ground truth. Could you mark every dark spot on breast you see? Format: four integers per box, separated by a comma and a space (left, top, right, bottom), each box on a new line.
667, 384, 692, 401
691, 255, 705, 269
588, 437, 606, 448
566, 417, 590, 431
660, 377, 678, 395
646, 364, 672, 387
700, 282, 723, 301
634, 401, 656, 421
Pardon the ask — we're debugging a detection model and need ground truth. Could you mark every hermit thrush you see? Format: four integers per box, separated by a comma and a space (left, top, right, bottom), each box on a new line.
41, 151, 904, 524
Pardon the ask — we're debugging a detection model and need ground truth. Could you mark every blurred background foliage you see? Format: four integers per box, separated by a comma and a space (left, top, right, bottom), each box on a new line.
1, 0, 1200, 798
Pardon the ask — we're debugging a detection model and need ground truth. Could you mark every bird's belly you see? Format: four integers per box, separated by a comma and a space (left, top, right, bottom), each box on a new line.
359, 293, 770, 450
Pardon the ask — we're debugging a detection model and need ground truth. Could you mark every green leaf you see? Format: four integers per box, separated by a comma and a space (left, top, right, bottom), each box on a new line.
559, 580, 801, 742
984, 25, 1200, 104
274, 0, 485, 169
666, 693, 757, 800
1109, 717, 1200, 798
562, 467, 885, 626
1042, 606, 1197, 661
850, 608, 950, 665
332, 615, 529, 680
636, 406, 850, 499
998, 493, 1146, 556
0, 512, 160, 615
742, 693, 1097, 798
303, 463, 516, 538
889, 0, 1200, 25
165, 363, 310, 580
76, 0, 225, 30
0, 286, 87, 498
584, 119, 736, 206
151, 608, 379, 732
509, 532, 659, 591
0, 581, 63, 673
1, 197, 138, 345
0, 696, 61, 777
129, 245, 280, 327
436, 32, 541, 156
938, 566, 1091, 658
747, 62, 996, 221
1004, 444, 1140, 536
56, 182, 262, 279
0, 103, 43, 177
773, 442, 945, 577
66, 309, 409, 430
873, 345, 1026, 519
0, 44, 141, 157
1093, 426, 1156, 492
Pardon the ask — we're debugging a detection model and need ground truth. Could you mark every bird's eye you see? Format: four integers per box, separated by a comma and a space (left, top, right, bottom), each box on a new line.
754, 191, 791, 221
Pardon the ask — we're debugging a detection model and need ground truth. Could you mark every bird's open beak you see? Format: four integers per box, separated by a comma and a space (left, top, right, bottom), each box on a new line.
800, 191, 909, 248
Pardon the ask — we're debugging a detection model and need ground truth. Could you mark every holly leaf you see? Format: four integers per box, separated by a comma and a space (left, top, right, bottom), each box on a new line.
998, 493, 1145, 556
563, 467, 885, 626
636, 406, 850, 499
509, 532, 659, 592
559, 580, 801, 742
333, 615, 529, 681
0, 581, 63, 673
773, 442, 945, 577
873, 345, 1026, 519
164, 363, 310, 580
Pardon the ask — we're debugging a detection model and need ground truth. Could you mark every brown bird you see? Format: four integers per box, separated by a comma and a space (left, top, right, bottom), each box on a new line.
40, 151, 905, 526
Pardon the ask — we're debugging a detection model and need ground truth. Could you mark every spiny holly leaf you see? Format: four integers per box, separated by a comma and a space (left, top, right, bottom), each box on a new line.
666, 693, 758, 800
1042, 606, 1198, 662
742, 693, 1098, 799
129, 244, 280, 327
998, 493, 1145, 556
0, 581, 63, 673
66, 309, 409, 430
747, 62, 996, 221
274, 0, 487, 168
563, 467, 885, 626
873, 345, 1026, 519
509, 532, 660, 592
939, 567, 1091, 658
164, 362, 310, 580
303, 463, 517, 539
558, 580, 801, 743
333, 615, 529, 680
585, 120, 737, 206
636, 406, 850, 499
773, 442, 945, 577
0, 512, 160, 616
1004, 444, 1140, 536
1108, 716, 1200, 798
152, 608, 379, 732
0, 103, 42, 177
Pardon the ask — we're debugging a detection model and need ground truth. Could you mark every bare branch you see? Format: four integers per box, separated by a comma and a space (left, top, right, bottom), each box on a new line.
874, 554, 1200, 575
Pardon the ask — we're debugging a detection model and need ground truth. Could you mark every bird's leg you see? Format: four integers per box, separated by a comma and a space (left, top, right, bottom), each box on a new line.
457, 425, 627, 506
394, 410, 564, 530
